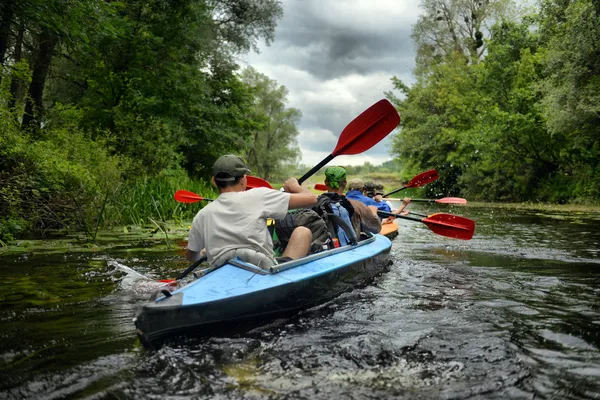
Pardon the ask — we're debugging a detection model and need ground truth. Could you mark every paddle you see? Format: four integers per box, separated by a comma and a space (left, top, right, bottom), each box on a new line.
174, 190, 214, 203
383, 169, 439, 197
298, 99, 400, 184
174, 175, 274, 204
246, 175, 273, 189
175, 255, 209, 281
377, 210, 475, 240
409, 197, 467, 204
314, 183, 328, 191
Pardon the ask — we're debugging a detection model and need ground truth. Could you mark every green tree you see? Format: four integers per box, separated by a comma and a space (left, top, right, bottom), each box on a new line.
538, 0, 600, 199
240, 66, 301, 181
412, 0, 515, 73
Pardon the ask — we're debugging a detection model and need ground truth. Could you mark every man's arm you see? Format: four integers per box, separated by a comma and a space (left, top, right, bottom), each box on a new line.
283, 177, 317, 209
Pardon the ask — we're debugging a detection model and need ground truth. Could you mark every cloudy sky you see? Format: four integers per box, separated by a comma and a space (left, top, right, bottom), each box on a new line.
243, 0, 422, 166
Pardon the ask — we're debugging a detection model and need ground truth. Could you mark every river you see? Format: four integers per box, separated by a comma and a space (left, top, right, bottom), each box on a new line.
1, 204, 599, 399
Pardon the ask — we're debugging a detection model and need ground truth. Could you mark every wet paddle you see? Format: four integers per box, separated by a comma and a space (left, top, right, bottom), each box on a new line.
383, 169, 439, 197
298, 99, 400, 184
246, 175, 273, 189
174, 190, 214, 203
174, 176, 274, 204
377, 210, 475, 240
409, 197, 467, 204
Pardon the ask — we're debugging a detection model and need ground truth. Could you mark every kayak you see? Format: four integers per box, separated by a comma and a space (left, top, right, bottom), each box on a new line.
134, 233, 392, 348
380, 221, 398, 239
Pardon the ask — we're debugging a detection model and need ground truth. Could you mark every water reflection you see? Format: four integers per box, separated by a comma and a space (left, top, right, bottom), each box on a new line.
1, 206, 599, 399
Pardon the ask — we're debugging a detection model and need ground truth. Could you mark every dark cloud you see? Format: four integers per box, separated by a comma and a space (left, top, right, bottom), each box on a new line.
246, 0, 420, 165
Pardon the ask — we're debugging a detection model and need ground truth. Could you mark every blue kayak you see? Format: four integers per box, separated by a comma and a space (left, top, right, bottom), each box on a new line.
134, 233, 392, 348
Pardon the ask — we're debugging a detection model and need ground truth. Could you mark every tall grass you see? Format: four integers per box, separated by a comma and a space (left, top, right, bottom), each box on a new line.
104, 170, 215, 227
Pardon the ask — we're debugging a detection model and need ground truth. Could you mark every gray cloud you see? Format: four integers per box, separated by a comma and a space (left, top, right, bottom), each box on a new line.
245, 0, 421, 165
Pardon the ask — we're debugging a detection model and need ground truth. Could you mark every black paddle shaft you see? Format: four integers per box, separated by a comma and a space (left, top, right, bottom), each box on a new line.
175, 255, 208, 281
298, 154, 335, 185
377, 210, 423, 223
383, 186, 407, 197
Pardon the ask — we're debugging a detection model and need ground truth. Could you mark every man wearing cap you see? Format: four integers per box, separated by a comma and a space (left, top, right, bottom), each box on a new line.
346, 178, 393, 213
185, 154, 317, 269
322, 166, 381, 239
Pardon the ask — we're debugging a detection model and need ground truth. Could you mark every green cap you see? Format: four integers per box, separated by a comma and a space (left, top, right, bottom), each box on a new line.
213, 154, 251, 182
324, 166, 347, 189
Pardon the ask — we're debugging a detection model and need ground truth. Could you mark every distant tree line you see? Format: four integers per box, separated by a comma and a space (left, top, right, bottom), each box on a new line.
388, 0, 600, 203
0, 0, 301, 238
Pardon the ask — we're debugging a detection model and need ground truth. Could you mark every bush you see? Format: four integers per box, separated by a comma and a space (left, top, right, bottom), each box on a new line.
0, 104, 122, 237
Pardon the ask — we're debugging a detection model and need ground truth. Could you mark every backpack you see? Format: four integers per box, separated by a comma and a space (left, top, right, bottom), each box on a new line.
275, 209, 330, 254
274, 193, 358, 254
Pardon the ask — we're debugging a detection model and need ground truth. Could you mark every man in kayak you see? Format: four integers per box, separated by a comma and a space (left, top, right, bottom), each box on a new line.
185, 155, 317, 269
320, 166, 381, 242
346, 178, 393, 213
347, 178, 411, 223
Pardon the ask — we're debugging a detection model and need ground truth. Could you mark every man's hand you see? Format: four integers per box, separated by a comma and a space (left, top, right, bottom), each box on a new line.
283, 177, 307, 194
373, 194, 383, 203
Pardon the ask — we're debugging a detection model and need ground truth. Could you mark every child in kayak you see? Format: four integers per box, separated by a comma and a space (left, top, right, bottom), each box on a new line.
185, 155, 317, 269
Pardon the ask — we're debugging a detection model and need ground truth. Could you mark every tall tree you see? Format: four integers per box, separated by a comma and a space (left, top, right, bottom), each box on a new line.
240, 66, 301, 181
412, 0, 515, 74
538, 0, 600, 198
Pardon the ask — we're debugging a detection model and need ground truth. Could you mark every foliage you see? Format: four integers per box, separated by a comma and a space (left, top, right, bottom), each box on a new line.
0, 100, 122, 238
387, 0, 600, 204
240, 66, 302, 181
105, 169, 215, 227
412, 0, 515, 73
0, 0, 285, 238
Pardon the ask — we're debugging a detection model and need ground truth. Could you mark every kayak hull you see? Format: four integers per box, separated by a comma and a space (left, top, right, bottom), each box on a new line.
134, 234, 392, 348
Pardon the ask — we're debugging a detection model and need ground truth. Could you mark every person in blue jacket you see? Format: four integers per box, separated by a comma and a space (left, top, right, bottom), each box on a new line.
346, 178, 393, 213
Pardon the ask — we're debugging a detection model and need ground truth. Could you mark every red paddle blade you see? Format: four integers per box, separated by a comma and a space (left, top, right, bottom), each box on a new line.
174, 190, 205, 203
314, 183, 327, 191
423, 213, 475, 240
406, 169, 439, 188
435, 197, 467, 204
246, 175, 273, 189
332, 99, 400, 156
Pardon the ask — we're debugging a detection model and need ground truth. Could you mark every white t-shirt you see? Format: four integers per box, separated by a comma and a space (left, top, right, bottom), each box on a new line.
187, 187, 290, 265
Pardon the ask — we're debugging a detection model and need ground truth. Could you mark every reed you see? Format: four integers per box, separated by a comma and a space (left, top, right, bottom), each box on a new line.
103, 171, 215, 227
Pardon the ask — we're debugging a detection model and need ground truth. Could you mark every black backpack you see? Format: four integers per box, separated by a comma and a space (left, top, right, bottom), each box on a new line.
274, 193, 357, 254
275, 209, 330, 254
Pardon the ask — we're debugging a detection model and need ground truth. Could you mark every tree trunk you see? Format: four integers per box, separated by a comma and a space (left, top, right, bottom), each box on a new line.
8, 23, 23, 110
0, 0, 16, 84
22, 28, 58, 133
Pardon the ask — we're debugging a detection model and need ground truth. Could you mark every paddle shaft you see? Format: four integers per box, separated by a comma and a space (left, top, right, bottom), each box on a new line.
410, 198, 467, 204
175, 255, 208, 281
383, 186, 407, 197
379, 211, 423, 223
298, 154, 335, 185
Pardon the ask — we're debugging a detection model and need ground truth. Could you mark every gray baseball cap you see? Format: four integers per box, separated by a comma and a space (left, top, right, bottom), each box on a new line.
212, 154, 251, 181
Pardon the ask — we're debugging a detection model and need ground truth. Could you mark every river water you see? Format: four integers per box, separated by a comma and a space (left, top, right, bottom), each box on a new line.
1, 204, 599, 399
